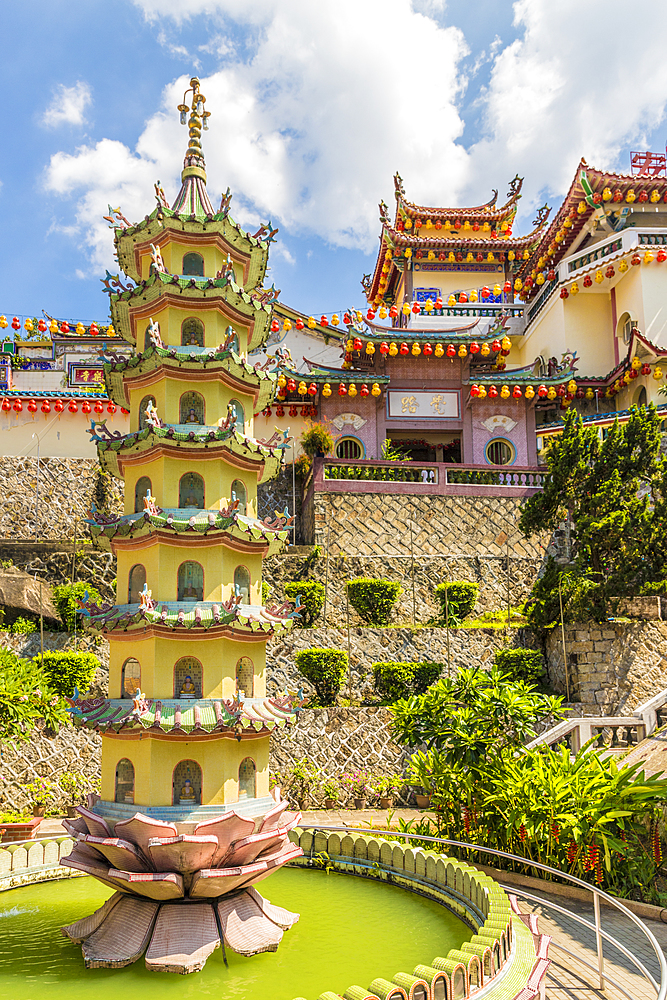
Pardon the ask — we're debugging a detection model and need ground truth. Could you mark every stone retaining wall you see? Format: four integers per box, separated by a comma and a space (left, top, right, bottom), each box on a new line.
545, 620, 667, 713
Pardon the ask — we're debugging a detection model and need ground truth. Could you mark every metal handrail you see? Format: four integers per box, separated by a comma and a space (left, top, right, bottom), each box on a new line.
304, 825, 667, 1000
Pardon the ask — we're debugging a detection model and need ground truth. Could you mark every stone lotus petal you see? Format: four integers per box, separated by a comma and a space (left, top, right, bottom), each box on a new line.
61, 801, 303, 972
147, 834, 219, 874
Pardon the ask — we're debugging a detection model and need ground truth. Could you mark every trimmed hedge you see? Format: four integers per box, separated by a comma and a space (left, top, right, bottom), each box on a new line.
38, 650, 100, 697
434, 580, 479, 621
295, 648, 348, 705
494, 648, 545, 684
372, 661, 441, 702
52, 581, 104, 632
285, 581, 325, 627
346, 578, 403, 626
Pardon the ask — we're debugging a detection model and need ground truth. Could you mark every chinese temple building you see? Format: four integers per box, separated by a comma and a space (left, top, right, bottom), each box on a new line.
58, 79, 304, 973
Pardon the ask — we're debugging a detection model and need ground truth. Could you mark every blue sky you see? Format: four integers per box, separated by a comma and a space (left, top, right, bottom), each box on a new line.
2, 0, 667, 327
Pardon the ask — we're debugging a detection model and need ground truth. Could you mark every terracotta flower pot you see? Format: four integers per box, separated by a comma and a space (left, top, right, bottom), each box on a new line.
298, 798, 310, 811
324, 797, 336, 810
379, 796, 393, 809
353, 797, 367, 810
66, 805, 79, 818
414, 793, 431, 809
32, 805, 45, 818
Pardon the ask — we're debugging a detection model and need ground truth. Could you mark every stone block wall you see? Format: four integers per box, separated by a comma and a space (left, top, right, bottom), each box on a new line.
545, 620, 667, 714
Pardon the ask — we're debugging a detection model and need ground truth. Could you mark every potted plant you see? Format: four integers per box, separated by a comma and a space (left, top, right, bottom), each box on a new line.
59, 771, 88, 818
373, 774, 403, 809
300, 419, 334, 459
286, 758, 321, 810
341, 770, 370, 809
23, 777, 57, 818
322, 776, 340, 810
406, 751, 436, 809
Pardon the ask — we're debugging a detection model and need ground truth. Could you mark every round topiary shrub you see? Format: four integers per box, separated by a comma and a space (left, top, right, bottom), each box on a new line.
39, 650, 100, 697
52, 582, 104, 632
494, 648, 545, 685
346, 578, 403, 626
372, 661, 441, 702
294, 648, 348, 705
434, 581, 479, 622
285, 581, 325, 627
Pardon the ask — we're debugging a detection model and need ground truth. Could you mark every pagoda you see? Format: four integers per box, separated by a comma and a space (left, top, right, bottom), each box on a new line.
59, 78, 305, 974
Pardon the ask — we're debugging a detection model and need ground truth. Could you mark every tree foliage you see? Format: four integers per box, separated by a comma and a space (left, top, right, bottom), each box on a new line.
346, 578, 403, 626
0, 648, 69, 744
294, 647, 348, 705
39, 650, 100, 697
433, 581, 479, 622
52, 581, 103, 632
285, 581, 325, 627
372, 661, 441, 702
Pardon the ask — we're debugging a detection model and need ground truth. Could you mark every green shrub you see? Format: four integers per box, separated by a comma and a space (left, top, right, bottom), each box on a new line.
494, 648, 545, 684
372, 661, 441, 702
52, 582, 103, 632
434, 581, 479, 622
346, 578, 403, 626
285, 581, 325, 627
10, 616, 37, 635
294, 647, 348, 705
39, 650, 100, 697
639, 580, 667, 596
300, 421, 334, 458
262, 580, 271, 605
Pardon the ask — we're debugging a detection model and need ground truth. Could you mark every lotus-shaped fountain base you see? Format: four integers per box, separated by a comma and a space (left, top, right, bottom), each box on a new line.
60, 799, 303, 973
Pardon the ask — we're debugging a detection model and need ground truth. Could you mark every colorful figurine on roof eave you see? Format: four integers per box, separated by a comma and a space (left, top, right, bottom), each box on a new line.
60, 76, 306, 975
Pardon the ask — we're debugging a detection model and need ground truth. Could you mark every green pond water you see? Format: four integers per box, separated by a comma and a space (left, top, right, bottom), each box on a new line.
0, 870, 471, 1000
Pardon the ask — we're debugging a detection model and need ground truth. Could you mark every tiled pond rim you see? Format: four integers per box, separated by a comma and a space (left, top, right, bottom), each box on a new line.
1, 828, 665, 1000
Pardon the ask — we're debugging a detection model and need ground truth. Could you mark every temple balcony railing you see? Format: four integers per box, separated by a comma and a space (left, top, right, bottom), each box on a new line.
308, 457, 546, 497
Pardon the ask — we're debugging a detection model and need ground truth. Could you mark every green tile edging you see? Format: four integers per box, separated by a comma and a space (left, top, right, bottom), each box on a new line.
287, 828, 541, 1000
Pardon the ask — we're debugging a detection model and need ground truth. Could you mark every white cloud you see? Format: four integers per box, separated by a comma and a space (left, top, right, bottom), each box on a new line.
465, 0, 667, 223
273, 242, 296, 266
41, 81, 92, 128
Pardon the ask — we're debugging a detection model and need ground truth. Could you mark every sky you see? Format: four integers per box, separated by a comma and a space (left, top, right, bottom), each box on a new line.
2, 0, 667, 327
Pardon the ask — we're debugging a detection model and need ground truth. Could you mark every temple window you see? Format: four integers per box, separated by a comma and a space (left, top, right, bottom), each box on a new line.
121, 658, 141, 698
143, 327, 152, 351
468, 957, 481, 988
335, 437, 363, 460
452, 968, 466, 999
138, 395, 156, 431
179, 390, 205, 425
485, 439, 514, 466
179, 472, 205, 509
235, 656, 254, 697
172, 759, 202, 805
181, 317, 204, 347
178, 561, 204, 602
234, 565, 251, 604
134, 476, 152, 513
633, 385, 647, 407
238, 757, 256, 799
174, 656, 202, 699
229, 398, 244, 431
231, 479, 247, 515
182, 252, 204, 276
128, 564, 146, 604
432, 977, 446, 1000
115, 758, 135, 803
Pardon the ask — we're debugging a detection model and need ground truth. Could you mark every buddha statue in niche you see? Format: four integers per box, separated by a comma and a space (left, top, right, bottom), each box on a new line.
180, 779, 195, 801
185, 407, 200, 424
180, 675, 197, 698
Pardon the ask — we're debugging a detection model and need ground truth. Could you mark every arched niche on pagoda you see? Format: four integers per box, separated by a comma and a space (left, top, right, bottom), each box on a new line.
181, 317, 204, 347
229, 398, 245, 432
174, 656, 202, 699
179, 390, 205, 425
135, 475, 152, 513
234, 565, 251, 604
179, 472, 205, 509
121, 657, 141, 698
231, 478, 247, 515
115, 758, 135, 803
178, 561, 204, 602
182, 251, 204, 276
235, 656, 254, 697
172, 759, 202, 805
239, 757, 256, 800
128, 564, 146, 604
138, 395, 156, 430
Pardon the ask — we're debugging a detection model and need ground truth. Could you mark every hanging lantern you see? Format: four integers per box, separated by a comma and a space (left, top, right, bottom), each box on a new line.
287, 405, 297, 418
469, 290, 478, 303
641, 363, 652, 376
435, 296, 443, 309
556, 386, 566, 398
27, 399, 37, 413
501, 336, 512, 352
653, 366, 663, 381
107, 326, 116, 338
75, 322, 85, 335
448, 295, 456, 307
500, 385, 510, 399
469, 341, 480, 355
360, 384, 369, 397
458, 292, 468, 304
277, 374, 287, 389
24, 318, 34, 333
379, 306, 387, 320
328, 313, 339, 327
512, 386, 522, 398
308, 316, 316, 328
68, 401, 78, 413
423, 343, 433, 356
570, 282, 579, 295
605, 265, 615, 279
536, 273, 545, 286
107, 403, 116, 414
54, 400, 64, 413
402, 302, 411, 316
343, 312, 352, 325
11, 317, 20, 331
503, 281, 512, 294
446, 344, 456, 358
399, 343, 409, 355
514, 279, 523, 292
488, 386, 498, 398
322, 383, 332, 397
93, 401, 104, 414
270, 319, 280, 333
0, 316, 7, 329
287, 378, 297, 392
367, 309, 376, 321
366, 342, 376, 355
583, 274, 593, 287
626, 189, 636, 203
629, 368, 639, 379
458, 344, 467, 358
644, 251, 655, 264
560, 287, 569, 299
338, 383, 347, 396
89, 321, 99, 336
619, 260, 629, 273
567, 380, 577, 396
547, 269, 556, 281
631, 356, 642, 370
297, 381, 308, 395
470, 385, 480, 398
434, 344, 444, 358
631, 254, 641, 266
477, 385, 487, 398
480, 343, 490, 356
657, 250, 667, 263
547, 387, 557, 400
274, 404, 284, 417
594, 270, 604, 284
389, 342, 398, 356
585, 388, 595, 400
307, 383, 317, 397
346, 339, 354, 352
410, 301, 420, 315
48, 319, 58, 334
353, 337, 363, 351
40, 401, 50, 414
491, 339, 501, 352
11, 399, 22, 412
481, 286, 490, 299
411, 342, 421, 356
389, 305, 398, 319
319, 315, 328, 327
525, 385, 535, 400
348, 384, 357, 397
81, 401, 92, 414
371, 383, 381, 397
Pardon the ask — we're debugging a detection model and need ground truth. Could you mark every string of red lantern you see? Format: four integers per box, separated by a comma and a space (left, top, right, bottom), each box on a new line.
1, 399, 127, 415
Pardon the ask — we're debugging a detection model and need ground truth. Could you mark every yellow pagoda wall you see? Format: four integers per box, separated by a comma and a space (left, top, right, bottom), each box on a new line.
135, 303, 249, 352
127, 379, 255, 433
115, 544, 263, 606
520, 290, 614, 377
100, 733, 270, 807
137, 242, 245, 286
122, 456, 256, 516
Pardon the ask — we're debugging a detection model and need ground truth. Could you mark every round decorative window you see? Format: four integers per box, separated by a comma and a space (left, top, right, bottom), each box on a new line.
335, 437, 363, 460
486, 438, 514, 466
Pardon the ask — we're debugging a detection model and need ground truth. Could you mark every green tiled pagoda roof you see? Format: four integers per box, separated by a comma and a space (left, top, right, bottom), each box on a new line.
79, 597, 299, 637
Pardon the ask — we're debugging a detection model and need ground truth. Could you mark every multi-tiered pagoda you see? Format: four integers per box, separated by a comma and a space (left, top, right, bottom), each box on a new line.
60, 78, 304, 974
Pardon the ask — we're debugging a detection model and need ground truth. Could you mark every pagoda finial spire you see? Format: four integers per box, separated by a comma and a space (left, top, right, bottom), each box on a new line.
177, 77, 211, 185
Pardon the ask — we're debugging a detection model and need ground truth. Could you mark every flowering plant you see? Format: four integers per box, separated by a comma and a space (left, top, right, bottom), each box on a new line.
341, 770, 370, 798
372, 774, 403, 799
23, 776, 57, 806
